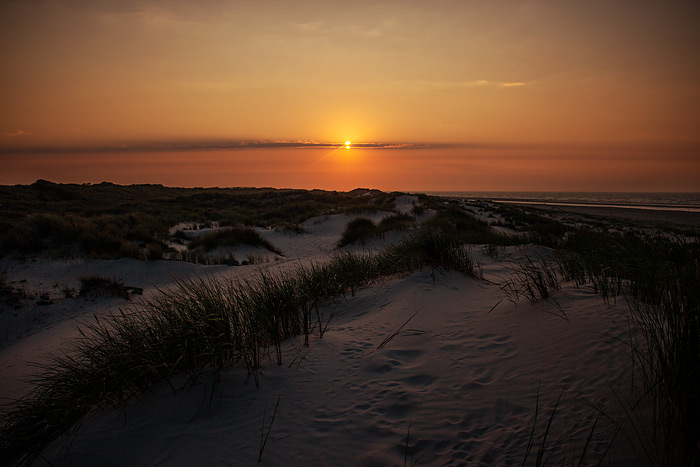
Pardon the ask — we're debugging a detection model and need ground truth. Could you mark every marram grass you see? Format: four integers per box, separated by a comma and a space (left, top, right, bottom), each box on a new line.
0, 229, 475, 466
556, 229, 700, 465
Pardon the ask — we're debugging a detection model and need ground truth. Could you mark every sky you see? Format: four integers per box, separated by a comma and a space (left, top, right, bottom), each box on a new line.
1, 0, 699, 191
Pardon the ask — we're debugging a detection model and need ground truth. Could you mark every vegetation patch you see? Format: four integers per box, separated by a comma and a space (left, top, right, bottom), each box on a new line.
555, 229, 700, 465
338, 213, 418, 248
0, 273, 33, 309
78, 275, 142, 300
377, 213, 414, 232
187, 227, 282, 256
498, 256, 565, 318
273, 222, 307, 235
337, 218, 379, 247
0, 182, 405, 260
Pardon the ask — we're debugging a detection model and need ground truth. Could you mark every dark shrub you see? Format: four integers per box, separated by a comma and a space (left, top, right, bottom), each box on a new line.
78, 275, 130, 300
187, 227, 282, 255
338, 218, 377, 247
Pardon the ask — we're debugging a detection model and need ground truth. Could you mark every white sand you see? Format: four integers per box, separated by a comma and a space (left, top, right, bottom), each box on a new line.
0, 204, 649, 466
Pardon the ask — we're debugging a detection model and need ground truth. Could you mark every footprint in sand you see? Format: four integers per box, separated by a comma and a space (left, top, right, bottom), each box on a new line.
339, 340, 373, 361
382, 402, 415, 420
384, 348, 426, 361
401, 374, 438, 387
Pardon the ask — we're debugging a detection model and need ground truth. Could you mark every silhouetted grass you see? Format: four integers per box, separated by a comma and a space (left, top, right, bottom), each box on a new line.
382, 228, 476, 275
337, 218, 378, 247
169, 250, 241, 266
522, 387, 616, 466
337, 213, 418, 248
556, 229, 700, 465
498, 256, 565, 318
421, 205, 522, 247
78, 275, 142, 300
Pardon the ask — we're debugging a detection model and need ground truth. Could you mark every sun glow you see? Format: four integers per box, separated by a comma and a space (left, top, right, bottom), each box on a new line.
345, 141, 351, 149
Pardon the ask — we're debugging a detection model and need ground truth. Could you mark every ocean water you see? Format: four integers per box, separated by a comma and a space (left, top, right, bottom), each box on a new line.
423, 192, 700, 213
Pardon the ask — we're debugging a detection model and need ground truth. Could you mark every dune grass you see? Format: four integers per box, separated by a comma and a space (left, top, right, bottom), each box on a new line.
186, 226, 283, 256
337, 213, 417, 248
497, 255, 566, 319
168, 250, 241, 266
377, 213, 415, 232
0, 228, 476, 465
0, 212, 170, 260
337, 217, 379, 247
78, 275, 132, 300
0, 181, 397, 259
422, 205, 525, 247
555, 229, 700, 465
476, 202, 570, 247
484, 220, 699, 463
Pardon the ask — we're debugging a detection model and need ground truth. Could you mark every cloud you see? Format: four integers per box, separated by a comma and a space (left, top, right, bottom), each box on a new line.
296, 21, 325, 33
4, 129, 32, 137
0, 139, 446, 154
422, 80, 525, 88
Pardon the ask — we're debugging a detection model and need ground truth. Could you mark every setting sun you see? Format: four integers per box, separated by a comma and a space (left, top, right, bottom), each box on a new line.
0, 1, 698, 192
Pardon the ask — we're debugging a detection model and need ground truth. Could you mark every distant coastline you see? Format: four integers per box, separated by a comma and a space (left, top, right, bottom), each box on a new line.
422, 191, 700, 209
421, 191, 700, 227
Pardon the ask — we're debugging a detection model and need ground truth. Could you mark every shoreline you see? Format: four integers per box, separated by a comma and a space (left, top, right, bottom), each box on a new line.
496, 201, 700, 227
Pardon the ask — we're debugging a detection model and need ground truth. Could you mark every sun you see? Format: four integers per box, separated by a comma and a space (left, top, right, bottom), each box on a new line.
345, 141, 351, 149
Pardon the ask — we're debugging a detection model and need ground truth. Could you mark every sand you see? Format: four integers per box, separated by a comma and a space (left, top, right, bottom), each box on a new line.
0, 196, 650, 466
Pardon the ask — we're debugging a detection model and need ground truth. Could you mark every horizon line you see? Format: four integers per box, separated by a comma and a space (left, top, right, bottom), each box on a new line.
2, 138, 698, 155
0, 140, 459, 154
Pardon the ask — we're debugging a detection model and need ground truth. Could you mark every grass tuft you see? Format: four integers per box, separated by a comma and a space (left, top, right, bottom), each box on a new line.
337, 217, 379, 247
498, 255, 565, 318
78, 275, 132, 300
187, 227, 282, 256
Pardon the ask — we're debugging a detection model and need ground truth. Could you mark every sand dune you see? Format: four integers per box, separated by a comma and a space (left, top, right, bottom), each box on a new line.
28, 262, 639, 466
1, 198, 650, 466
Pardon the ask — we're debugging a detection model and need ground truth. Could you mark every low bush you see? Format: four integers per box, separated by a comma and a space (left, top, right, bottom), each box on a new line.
78, 275, 133, 300
377, 213, 414, 233
187, 227, 282, 255
337, 218, 377, 247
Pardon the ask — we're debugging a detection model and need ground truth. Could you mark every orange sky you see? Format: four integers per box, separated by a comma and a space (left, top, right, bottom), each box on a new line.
1, 0, 699, 191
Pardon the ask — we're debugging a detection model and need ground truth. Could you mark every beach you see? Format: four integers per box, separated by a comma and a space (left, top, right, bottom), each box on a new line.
2, 188, 679, 466
4, 0, 700, 463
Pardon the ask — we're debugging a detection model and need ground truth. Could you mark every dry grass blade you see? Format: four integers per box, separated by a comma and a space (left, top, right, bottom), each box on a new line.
377, 310, 421, 351
535, 388, 564, 466
522, 383, 540, 466
258, 396, 281, 463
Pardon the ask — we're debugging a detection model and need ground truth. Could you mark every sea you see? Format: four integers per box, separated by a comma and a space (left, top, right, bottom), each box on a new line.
422, 192, 700, 214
